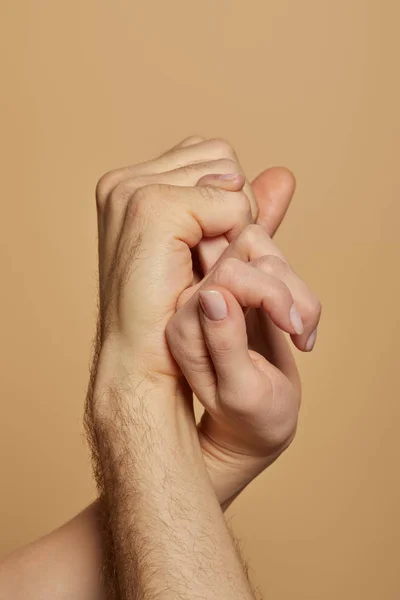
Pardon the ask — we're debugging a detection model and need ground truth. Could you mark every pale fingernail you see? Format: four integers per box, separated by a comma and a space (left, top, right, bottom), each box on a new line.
208, 173, 242, 181
306, 328, 317, 351
290, 304, 304, 335
199, 290, 228, 321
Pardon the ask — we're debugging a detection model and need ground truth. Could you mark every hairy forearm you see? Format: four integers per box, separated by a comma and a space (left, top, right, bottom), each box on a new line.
87, 373, 257, 600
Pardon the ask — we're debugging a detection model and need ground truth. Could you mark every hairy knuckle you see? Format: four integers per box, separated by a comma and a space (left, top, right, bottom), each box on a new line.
125, 185, 153, 222
131, 183, 161, 210
109, 179, 137, 206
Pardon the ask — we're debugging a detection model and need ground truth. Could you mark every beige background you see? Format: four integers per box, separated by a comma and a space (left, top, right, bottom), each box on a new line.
1, 1, 399, 598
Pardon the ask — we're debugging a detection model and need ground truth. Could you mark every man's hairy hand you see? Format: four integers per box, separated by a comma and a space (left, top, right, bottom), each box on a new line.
86, 136, 276, 600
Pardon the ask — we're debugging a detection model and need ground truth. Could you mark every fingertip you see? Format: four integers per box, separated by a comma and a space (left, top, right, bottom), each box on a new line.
197, 286, 246, 331
305, 328, 318, 352
290, 328, 318, 353
252, 167, 296, 197
199, 290, 229, 321
251, 166, 296, 236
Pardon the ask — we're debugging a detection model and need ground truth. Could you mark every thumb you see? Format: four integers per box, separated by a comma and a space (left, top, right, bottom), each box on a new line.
198, 287, 259, 394
251, 167, 296, 237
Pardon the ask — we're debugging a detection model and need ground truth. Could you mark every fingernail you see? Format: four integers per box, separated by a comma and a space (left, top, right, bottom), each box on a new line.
306, 328, 317, 351
208, 173, 242, 181
199, 290, 228, 321
290, 304, 304, 335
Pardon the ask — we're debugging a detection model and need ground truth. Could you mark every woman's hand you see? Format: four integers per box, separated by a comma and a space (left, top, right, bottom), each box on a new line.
167, 219, 321, 503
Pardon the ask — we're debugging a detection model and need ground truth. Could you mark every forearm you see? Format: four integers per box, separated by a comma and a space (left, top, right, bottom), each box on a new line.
88, 373, 257, 600
0, 440, 253, 600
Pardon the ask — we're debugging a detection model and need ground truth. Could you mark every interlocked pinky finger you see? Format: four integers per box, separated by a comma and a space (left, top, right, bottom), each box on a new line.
210, 258, 304, 337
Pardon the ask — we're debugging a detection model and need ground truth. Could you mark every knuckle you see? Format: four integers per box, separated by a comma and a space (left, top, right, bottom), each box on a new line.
96, 170, 121, 209
256, 254, 291, 279
207, 137, 237, 161
126, 184, 157, 221
127, 183, 183, 224
109, 179, 139, 206
302, 295, 322, 323
241, 223, 266, 246
131, 183, 161, 209
270, 278, 292, 303
214, 258, 241, 285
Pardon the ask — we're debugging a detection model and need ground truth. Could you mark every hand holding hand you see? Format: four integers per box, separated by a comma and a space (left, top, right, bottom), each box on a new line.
91, 135, 321, 508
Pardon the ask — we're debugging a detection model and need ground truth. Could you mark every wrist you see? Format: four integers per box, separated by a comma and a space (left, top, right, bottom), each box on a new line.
91, 337, 184, 412
198, 426, 273, 508
88, 345, 201, 461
